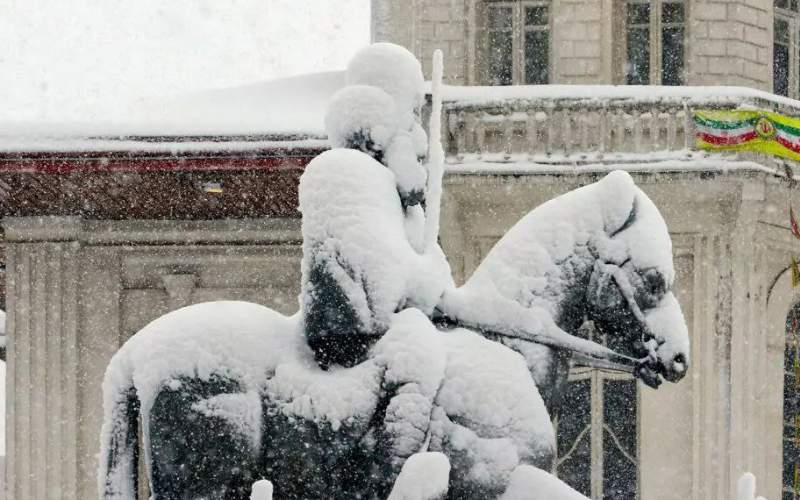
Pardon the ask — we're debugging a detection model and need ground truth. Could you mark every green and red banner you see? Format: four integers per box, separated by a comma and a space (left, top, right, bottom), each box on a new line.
695, 109, 800, 162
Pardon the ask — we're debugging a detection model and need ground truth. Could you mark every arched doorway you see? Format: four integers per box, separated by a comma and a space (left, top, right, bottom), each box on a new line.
767, 267, 800, 499
786, 305, 800, 499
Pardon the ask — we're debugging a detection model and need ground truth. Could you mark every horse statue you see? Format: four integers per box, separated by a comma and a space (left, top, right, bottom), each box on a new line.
98, 161, 688, 499
99, 43, 689, 499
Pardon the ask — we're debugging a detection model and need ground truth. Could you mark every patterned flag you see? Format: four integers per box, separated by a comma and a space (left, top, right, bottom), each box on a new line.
695, 110, 800, 163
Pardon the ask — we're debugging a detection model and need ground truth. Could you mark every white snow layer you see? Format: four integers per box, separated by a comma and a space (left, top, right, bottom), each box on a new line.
250, 479, 274, 500
433, 327, 554, 490
346, 44, 425, 117
499, 465, 589, 500
325, 84, 400, 151
736, 473, 767, 500
424, 48, 445, 251
100, 303, 558, 497
299, 149, 452, 334
388, 452, 451, 500
440, 82, 800, 109
1, 71, 344, 142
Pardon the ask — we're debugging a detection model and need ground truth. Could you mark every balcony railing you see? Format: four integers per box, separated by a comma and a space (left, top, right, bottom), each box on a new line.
441, 85, 800, 162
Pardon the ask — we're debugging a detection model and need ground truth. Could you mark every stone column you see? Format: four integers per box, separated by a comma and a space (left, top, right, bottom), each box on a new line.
4, 217, 82, 500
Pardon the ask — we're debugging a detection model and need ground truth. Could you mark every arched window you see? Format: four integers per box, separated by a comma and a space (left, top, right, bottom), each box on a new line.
786, 305, 800, 499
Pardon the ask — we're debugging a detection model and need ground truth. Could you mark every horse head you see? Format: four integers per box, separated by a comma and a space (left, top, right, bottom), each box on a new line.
439, 170, 690, 407
584, 172, 689, 384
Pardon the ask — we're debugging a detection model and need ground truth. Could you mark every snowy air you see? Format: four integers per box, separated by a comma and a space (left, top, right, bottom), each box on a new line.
1, 2, 798, 500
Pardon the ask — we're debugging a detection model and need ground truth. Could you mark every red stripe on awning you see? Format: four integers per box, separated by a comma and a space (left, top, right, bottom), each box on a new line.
697, 131, 757, 146
776, 135, 800, 154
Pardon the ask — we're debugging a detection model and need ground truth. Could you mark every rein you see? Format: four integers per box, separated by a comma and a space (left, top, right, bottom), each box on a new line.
434, 300, 663, 388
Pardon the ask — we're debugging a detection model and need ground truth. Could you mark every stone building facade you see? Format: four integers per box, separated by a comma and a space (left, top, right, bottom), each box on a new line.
1, 1, 799, 499
372, 0, 774, 90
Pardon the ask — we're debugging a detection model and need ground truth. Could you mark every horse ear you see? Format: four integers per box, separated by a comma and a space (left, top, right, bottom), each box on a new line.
598, 170, 638, 237
609, 198, 637, 238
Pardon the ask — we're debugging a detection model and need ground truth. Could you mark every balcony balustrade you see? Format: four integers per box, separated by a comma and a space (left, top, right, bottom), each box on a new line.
441, 85, 800, 163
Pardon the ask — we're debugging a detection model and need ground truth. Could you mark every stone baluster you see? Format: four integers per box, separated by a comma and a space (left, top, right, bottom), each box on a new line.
599, 103, 608, 155
449, 110, 466, 160
503, 115, 513, 159
526, 112, 538, 159
475, 112, 486, 159
579, 111, 590, 152
465, 112, 479, 156
630, 109, 642, 153
683, 101, 692, 151
544, 106, 555, 155
616, 108, 627, 152
666, 108, 678, 151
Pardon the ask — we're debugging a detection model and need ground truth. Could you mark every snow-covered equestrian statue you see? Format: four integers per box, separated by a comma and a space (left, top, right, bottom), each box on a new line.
98, 44, 690, 500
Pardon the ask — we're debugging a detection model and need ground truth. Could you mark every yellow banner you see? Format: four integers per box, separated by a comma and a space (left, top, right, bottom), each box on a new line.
694, 109, 800, 163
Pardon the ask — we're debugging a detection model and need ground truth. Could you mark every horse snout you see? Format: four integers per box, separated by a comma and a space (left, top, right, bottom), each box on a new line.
661, 352, 688, 382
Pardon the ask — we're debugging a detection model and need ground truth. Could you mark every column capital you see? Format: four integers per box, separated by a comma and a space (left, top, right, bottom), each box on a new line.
2, 216, 82, 243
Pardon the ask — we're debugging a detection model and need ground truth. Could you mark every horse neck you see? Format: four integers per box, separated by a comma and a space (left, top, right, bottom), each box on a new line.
532, 250, 599, 420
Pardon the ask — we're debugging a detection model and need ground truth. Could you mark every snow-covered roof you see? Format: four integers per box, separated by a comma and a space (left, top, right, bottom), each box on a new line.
6, 78, 800, 154
0, 71, 345, 153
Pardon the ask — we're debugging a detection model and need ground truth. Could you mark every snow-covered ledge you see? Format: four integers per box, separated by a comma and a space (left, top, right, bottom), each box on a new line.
440, 85, 800, 164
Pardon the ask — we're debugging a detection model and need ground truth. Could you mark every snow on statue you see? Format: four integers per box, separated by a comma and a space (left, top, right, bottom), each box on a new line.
99, 43, 690, 500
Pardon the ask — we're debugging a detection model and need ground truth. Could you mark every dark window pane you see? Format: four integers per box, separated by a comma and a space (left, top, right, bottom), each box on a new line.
784, 435, 799, 494
604, 428, 638, 499
488, 6, 513, 29
603, 379, 637, 456
662, 26, 684, 86
627, 2, 650, 25
524, 30, 549, 84
777, 18, 791, 44
627, 27, 650, 84
488, 29, 513, 85
559, 432, 592, 496
775, 45, 790, 96
525, 5, 549, 26
558, 379, 591, 452
662, 2, 684, 23
603, 379, 638, 499
557, 379, 592, 496
784, 305, 800, 497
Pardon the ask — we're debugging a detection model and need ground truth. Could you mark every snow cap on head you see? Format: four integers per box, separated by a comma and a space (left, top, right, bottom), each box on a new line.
597, 170, 675, 285
325, 84, 399, 151
595, 170, 637, 236
346, 43, 425, 114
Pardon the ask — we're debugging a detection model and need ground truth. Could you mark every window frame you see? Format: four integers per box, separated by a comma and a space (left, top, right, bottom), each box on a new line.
618, 0, 687, 86
774, 4, 800, 99
484, 0, 552, 85
555, 366, 641, 500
